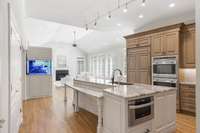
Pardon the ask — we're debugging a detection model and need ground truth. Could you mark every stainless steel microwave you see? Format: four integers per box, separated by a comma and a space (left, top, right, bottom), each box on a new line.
152, 57, 177, 79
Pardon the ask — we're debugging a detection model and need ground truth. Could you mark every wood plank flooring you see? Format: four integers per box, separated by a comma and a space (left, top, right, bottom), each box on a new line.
19, 88, 196, 133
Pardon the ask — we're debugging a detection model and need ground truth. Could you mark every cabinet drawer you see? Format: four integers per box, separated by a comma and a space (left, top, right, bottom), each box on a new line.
127, 38, 138, 48
127, 36, 150, 48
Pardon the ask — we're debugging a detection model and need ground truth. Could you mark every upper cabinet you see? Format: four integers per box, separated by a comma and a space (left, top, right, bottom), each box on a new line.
127, 35, 150, 48
151, 33, 164, 56
181, 24, 196, 68
151, 29, 180, 57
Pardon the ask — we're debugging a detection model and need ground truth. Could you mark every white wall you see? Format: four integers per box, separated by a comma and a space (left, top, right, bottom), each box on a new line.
195, 0, 200, 132
0, 1, 10, 132
51, 44, 87, 79
0, 0, 25, 133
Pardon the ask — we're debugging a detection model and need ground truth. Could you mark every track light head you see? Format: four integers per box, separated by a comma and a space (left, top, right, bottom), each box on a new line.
94, 20, 97, 27
123, 3, 128, 13
142, 0, 146, 6
85, 24, 88, 31
107, 12, 112, 19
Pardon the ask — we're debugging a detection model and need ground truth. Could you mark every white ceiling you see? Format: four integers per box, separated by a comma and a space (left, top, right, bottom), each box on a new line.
24, 0, 195, 53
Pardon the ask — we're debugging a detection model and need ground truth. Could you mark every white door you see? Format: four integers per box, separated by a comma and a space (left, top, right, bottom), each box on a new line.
9, 13, 23, 133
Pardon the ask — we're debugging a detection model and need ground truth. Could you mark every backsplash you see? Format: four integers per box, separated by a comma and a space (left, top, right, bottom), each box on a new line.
179, 69, 196, 82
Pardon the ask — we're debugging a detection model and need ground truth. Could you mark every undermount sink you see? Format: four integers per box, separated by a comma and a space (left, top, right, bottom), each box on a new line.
110, 81, 133, 85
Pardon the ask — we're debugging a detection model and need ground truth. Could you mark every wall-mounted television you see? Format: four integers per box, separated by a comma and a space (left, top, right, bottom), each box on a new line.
27, 60, 52, 75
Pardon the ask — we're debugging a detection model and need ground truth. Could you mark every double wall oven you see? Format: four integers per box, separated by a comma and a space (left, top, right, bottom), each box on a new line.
152, 56, 178, 87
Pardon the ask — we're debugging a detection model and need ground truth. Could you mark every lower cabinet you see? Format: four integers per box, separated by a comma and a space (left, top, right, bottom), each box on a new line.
180, 84, 196, 114
153, 90, 176, 133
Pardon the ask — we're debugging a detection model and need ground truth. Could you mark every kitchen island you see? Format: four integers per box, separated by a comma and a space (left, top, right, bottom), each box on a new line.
103, 84, 177, 133
69, 78, 176, 133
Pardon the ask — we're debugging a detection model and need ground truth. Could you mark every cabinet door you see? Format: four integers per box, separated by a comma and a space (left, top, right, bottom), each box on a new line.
137, 52, 150, 70
127, 53, 137, 70
136, 50, 151, 84
138, 71, 150, 84
163, 31, 179, 55
127, 71, 137, 83
180, 84, 196, 113
151, 33, 164, 56
154, 95, 166, 129
127, 38, 138, 48
183, 29, 196, 68
154, 92, 176, 132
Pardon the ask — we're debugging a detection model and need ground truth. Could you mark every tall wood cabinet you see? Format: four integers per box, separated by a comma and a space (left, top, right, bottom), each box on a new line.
127, 46, 151, 84
127, 36, 151, 84
181, 24, 196, 68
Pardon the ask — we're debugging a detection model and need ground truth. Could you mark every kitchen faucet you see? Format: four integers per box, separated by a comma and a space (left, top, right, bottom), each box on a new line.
111, 69, 123, 85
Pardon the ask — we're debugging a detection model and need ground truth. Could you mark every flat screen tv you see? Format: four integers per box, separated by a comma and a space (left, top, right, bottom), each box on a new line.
27, 60, 51, 75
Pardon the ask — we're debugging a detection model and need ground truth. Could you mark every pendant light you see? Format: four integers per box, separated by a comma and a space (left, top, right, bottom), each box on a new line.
72, 31, 77, 47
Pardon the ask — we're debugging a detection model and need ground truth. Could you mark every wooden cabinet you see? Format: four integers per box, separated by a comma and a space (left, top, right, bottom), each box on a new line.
164, 31, 179, 55
151, 29, 180, 57
181, 24, 196, 68
180, 84, 196, 114
151, 33, 164, 56
127, 46, 151, 84
127, 36, 150, 48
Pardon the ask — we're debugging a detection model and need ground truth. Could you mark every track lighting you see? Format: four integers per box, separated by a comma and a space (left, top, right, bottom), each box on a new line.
85, 0, 148, 28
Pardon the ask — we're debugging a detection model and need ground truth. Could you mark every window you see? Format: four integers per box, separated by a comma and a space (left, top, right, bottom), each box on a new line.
77, 57, 85, 75
89, 54, 113, 79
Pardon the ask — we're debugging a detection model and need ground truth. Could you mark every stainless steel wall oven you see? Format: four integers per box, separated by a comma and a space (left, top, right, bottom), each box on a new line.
128, 96, 154, 127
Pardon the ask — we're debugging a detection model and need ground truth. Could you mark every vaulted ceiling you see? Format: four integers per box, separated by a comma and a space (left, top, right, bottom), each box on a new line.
24, 0, 195, 53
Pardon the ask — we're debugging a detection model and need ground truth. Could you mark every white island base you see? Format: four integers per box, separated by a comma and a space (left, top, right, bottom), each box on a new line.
103, 85, 176, 133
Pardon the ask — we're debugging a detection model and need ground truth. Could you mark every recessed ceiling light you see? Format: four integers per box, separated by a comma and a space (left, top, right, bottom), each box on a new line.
123, 8, 128, 13
169, 3, 175, 8
141, 3, 146, 7
117, 23, 121, 26
139, 14, 144, 18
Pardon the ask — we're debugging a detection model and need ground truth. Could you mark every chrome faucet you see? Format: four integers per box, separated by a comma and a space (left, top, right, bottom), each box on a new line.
111, 69, 123, 85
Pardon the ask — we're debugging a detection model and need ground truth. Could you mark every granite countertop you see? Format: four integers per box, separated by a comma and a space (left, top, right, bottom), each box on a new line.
179, 81, 196, 85
104, 84, 177, 98
74, 78, 113, 86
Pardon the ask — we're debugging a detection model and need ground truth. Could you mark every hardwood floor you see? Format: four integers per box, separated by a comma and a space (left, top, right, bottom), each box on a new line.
19, 88, 196, 133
